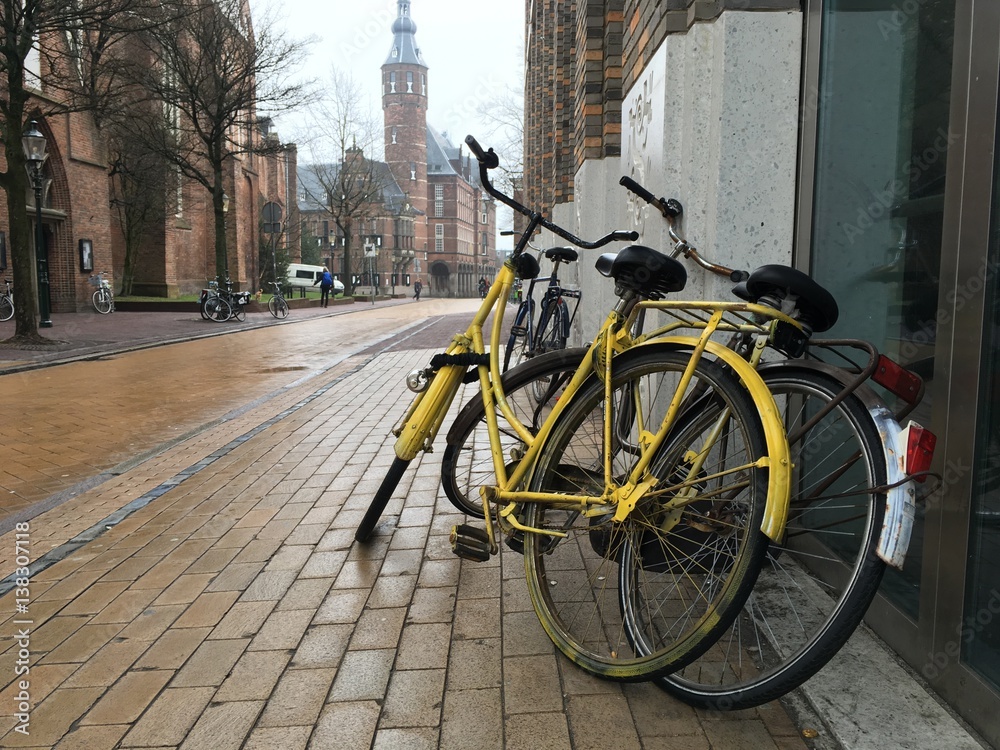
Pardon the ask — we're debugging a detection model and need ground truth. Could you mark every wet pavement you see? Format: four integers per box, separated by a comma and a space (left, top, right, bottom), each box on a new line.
0, 298, 837, 748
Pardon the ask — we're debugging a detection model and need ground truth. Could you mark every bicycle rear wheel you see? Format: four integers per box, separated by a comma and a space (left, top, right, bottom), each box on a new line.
523, 349, 770, 681
503, 300, 534, 372
93, 289, 113, 314
0, 295, 12, 322
441, 348, 585, 516
231, 302, 246, 322
268, 295, 288, 318
658, 366, 887, 708
530, 300, 568, 402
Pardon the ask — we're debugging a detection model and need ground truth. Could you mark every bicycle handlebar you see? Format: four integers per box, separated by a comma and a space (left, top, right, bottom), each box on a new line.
617, 175, 749, 283
466, 135, 638, 253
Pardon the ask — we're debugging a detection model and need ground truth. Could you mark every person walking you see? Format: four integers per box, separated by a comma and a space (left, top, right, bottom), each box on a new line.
478, 277, 488, 298
413, 279, 422, 301
315, 267, 334, 308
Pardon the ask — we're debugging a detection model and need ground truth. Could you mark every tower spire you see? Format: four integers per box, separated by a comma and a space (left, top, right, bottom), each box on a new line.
385, 0, 426, 67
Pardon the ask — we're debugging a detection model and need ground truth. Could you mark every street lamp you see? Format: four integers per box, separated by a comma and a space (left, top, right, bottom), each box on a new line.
23, 121, 51, 328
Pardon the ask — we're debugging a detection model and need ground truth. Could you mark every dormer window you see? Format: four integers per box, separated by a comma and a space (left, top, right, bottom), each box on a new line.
392, 46, 398, 58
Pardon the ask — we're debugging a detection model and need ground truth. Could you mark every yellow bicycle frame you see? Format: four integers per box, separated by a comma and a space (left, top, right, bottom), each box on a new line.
390, 259, 795, 542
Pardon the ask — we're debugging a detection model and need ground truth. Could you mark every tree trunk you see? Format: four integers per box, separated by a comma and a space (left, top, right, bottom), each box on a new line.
213, 176, 228, 280
342, 219, 353, 295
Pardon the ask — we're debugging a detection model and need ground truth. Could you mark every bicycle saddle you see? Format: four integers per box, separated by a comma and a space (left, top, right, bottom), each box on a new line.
545, 247, 578, 263
741, 264, 839, 333
595, 245, 687, 299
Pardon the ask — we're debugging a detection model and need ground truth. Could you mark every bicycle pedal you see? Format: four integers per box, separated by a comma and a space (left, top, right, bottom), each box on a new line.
450, 524, 491, 562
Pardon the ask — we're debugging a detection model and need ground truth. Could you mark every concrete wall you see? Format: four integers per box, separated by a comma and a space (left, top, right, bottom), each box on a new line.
538, 11, 802, 345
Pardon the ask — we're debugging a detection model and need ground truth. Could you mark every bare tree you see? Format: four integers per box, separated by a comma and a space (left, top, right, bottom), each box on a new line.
0, 0, 166, 343
300, 71, 386, 296
122, 0, 312, 281
475, 78, 524, 193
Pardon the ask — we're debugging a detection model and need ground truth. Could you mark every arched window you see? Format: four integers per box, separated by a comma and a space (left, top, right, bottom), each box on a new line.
391, 126, 397, 144
389, 72, 396, 93
406, 71, 413, 93
421, 74, 426, 95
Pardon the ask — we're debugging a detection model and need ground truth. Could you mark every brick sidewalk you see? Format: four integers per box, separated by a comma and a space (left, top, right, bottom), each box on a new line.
0, 342, 811, 749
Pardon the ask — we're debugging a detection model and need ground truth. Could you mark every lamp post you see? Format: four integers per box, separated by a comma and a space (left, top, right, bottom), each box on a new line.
23, 122, 51, 328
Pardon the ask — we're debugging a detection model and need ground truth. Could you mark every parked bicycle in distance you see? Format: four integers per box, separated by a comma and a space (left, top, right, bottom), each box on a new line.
503, 244, 581, 376
0, 279, 12, 321
199, 279, 231, 322
267, 281, 289, 319
89, 272, 115, 314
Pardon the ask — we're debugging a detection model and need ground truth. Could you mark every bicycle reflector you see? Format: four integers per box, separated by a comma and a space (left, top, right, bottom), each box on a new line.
901, 421, 936, 482
872, 354, 923, 405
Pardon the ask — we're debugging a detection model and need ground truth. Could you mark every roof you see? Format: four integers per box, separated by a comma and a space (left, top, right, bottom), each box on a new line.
384, 0, 426, 67
296, 160, 413, 215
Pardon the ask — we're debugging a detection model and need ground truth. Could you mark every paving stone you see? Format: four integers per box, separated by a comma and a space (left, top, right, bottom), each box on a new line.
243, 726, 312, 750
504, 712, 572, 750
447, 638, 501, 690
328, 649, 395, 702
275, 578, 332, 611
153, 574, 215, 606
373, 727, 440, 749
308, 701, 380, 749
122, 688, 215, 747
380, 669, 446, 728
299, 550, 349, 579
504, 654, 563, 715
61, 638, 150, 688
53, 724, 129, 750
396, 622, 452, 670
258, 668, 336, 727
290, 624, 352, 669
171, 638, 249, 687
407, 587, 457, 624
172, 591, 239, 628
249, 608, 314, 651
0, 687, 102, 748
214, 650, 291, 701
208, 600, 276, 639
453, 596, 500, 639
185, 548, 240, 575
350, 607, 407, 650
622, 682, 703, 737
59, 580, 131, 616
701, 718, 780, 750
367, 575, 418, 609
314, 588, 368, 624
41, 624, 125, 664
177, 699, 263, 750
205, 562, 266, 592
117, 605, 185, 641
80, 670, 173, 725
440, 688, 503, 750
565, 693, 642, 750
263, 545, 312, 572
135, 628, 212, 670
503, 610, 556, 657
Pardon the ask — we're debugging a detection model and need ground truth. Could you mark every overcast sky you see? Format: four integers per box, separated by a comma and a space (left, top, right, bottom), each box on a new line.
275, 0, 524, 159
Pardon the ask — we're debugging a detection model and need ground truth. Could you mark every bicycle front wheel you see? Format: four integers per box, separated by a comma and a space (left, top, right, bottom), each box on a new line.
658, 366, 887, 708
0, 295, 12, 322
205, 297, 232, 322
523, 349, 770, 681
268, 295, 288, 318
93, 289, 113, 314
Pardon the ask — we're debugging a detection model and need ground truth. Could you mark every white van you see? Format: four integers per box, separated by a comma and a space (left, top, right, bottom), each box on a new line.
286, 264, 344, 296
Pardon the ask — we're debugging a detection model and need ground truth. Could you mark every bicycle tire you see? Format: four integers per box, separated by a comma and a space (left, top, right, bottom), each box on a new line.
658, 366, 887, 708
355, 457, 411, 542
503, 299, 535, 372
0, 295, 12, 322
231, 302, 246, 322
441, 347, 587, 516
530, 300, 568, 402
93, 289, 113, 314
523, 349, 770, 681
268, 295, 288, 318
205, 296, 232, 322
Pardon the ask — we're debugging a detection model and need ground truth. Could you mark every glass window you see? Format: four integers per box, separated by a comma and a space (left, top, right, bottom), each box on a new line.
809, 0, 955, 616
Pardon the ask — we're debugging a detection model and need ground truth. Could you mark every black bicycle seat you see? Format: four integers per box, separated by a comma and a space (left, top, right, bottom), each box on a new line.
595, 245, 686, 299
513, 252, 540, 280
744, 264, 839, 332
545, 247, 579, 263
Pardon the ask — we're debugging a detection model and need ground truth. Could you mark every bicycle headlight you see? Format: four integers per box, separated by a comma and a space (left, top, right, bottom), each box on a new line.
406, 369, 430, 392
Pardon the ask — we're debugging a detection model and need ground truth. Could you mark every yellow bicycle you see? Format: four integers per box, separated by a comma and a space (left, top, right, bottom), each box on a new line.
355, 136, 802, 682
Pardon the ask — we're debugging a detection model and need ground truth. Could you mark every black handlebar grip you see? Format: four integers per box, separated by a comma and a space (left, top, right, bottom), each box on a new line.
613, 230, 639, 242
619, 175, 657, 205
465, 135, 500, 168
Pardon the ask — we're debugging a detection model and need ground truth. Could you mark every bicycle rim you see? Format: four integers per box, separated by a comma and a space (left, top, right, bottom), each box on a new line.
503, 301, 533, 372
659, 367, 886, 708
207, 297, 231, 322
232, 303, 246, 322
269, 296, 288, 318
0, 296, 12, 321
93, 289, 113, 314
523, 350, 769, 681
530, 302, 567, 402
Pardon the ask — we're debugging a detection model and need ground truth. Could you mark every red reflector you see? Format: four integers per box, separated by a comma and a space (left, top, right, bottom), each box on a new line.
902, 421, 936, 482
872, 355, 923, 405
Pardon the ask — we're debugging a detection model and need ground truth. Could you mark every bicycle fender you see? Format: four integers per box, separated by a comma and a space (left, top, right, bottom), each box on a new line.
757, 359, 914, 568
445, 347, 589, 446
627, 338, 792, 542
394, 364, 468, 461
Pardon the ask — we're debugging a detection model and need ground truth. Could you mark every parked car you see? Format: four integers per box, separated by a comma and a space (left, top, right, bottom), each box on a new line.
286, 264, 345, 296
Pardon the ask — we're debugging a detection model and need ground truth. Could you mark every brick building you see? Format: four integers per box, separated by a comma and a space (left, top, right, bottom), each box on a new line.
299, 0, 496, 298
0, 1, 296, 313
